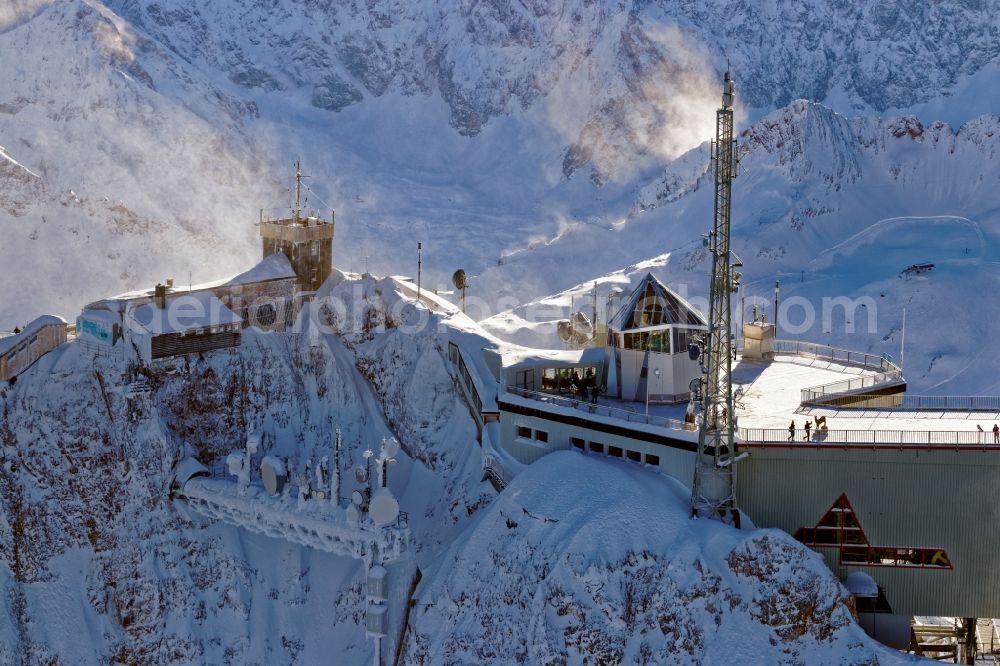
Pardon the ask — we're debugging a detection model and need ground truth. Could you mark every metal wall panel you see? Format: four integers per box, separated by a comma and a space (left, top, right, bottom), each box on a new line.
738, 446, 1000, 617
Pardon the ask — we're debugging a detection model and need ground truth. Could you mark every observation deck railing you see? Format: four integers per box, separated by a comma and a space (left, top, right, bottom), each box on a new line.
504, 386, 695, 432
768, 340, 904, 405
739, 427, 1000, 449
805, 394, 1000, 412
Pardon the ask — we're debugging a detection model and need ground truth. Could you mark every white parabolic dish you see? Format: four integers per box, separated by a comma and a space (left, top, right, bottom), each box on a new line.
369, 492, 400, 526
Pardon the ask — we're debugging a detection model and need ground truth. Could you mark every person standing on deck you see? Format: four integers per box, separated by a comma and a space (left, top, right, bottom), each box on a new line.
788, 420, 795, 441
993, 423, 999, 444
804, 420, 812, 441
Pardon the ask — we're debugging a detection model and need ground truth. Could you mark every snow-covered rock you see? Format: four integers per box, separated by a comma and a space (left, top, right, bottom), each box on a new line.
405, 451, 916, 665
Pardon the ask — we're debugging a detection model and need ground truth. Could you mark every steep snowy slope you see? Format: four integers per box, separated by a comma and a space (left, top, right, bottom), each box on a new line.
405, 451, 920, 665
0, 0, 275, 323
0, 277, 492, 663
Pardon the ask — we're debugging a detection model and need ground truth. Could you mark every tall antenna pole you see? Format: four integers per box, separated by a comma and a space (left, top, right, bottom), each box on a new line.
417, 242, 423, 304
774, 280, 780, 335
692, 70, 741, 525
901, 307, 906, 372
333, 428, 342, 506
293, 160, 302, 224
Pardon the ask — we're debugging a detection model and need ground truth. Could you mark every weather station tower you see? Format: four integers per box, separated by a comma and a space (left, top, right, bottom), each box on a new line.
691, 71, 744, 525
260, 161, 335, 293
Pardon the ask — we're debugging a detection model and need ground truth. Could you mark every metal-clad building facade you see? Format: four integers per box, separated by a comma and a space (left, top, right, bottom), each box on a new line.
738, 445, 1000, 617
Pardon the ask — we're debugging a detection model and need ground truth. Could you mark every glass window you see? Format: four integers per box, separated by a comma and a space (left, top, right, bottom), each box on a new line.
608, 446, 623, 458
645, 454, 660, 466
571, 437, 585, 450
626, 450, 641, 462
589, 442, 604, 454
517, 425, 531, 439
535, 430, 548, 443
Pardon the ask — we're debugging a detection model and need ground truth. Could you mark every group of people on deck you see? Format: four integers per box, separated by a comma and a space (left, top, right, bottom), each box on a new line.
570, 369, 600, 404
788, 419, 817, 441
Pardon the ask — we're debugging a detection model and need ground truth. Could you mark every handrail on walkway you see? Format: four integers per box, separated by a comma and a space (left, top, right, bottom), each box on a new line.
767, 339, 905, 405
739, 427, 1000, 448
504, 386, 695, 432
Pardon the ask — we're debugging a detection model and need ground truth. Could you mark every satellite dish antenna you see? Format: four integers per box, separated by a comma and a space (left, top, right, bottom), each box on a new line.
382, 438, 400, 459
689, 377, 702, 392
369, 492, 400, 527
260, 457, 286, 497
352, 489, 365, 507
556, 320, 573, 342
452, 269, 468, 313
354, 466, 368, 484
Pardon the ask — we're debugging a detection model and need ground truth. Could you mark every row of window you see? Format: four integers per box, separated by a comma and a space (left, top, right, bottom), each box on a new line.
608, 327, 699, 354
516, 425, 548, 443
571, 437, 659, 467
514, 424, 661, 467
2, 333, 41, 361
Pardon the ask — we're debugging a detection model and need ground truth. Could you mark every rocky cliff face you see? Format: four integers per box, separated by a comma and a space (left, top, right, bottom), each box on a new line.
404, 452, 908, 665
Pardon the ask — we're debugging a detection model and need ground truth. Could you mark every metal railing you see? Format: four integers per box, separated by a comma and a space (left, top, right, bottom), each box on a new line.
806, 394, 1000, 412
770, 339, 905, 405
504, 386, 695, 432
772, 339, 899, 373
800, 370, 904, 404
739, 427, 1000, 448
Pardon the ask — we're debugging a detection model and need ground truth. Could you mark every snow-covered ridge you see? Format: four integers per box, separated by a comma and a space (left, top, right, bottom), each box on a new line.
405, 451, 911, 665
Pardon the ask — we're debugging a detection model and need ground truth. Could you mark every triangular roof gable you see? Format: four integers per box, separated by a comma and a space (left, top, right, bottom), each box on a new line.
609, 273, 706, 331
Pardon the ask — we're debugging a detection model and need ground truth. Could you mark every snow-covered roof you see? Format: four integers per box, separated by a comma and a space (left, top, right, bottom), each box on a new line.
78, 307, 120, 323
608, 273, 706, 331
0, 315, 67, 356
96, 255, 297, 305
501, 346, 604, 372
128, 292, 242, 335
212, 253, 297, 289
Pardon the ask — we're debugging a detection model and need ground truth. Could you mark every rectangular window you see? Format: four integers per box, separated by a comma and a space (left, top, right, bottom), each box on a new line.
535, 430, 548, 443
645, 454, 660, 466
608, 446, 623, 458
589, 441, 604, 454
517, 425, 532, 439
571, 437, 585, 450
626, 450, 641, 462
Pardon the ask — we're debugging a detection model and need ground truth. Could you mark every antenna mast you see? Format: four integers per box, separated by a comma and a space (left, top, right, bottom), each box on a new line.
692, 70, 741, 525
293, 160, 302, 224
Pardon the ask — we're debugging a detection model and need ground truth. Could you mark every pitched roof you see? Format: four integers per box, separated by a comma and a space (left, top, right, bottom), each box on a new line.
608, 273, 706, 331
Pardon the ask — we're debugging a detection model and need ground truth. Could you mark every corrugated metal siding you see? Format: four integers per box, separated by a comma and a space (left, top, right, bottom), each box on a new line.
151, 330, 241, 360
738, 447, 1000, 617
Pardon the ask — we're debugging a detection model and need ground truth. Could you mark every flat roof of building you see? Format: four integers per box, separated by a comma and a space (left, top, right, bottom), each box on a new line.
736, 355, 998, 433
128, 292, 242, 335
90, 254, 297, 306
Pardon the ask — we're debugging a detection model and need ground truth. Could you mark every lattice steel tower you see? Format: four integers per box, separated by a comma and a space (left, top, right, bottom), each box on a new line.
692, 71, 741, 524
